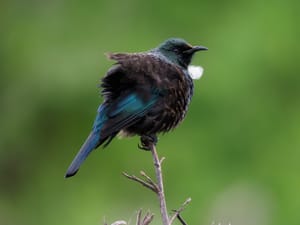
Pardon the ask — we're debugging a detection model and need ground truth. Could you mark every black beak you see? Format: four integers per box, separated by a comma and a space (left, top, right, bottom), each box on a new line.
184, 45, 208, 54
193, 46, 208, 51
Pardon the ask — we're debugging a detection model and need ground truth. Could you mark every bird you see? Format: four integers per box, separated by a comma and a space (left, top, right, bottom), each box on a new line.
65, 38, 207, 178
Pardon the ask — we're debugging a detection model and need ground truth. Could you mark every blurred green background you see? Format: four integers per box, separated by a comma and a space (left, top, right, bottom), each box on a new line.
1, 0, 299, 225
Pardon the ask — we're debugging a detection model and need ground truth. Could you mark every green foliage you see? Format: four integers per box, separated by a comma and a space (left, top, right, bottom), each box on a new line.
0, 0, 299, 225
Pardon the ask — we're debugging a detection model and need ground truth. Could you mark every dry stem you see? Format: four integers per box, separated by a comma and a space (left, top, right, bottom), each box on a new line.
169, 198, 192, 224
123, 143, 191, 225
149, 144, 169, 225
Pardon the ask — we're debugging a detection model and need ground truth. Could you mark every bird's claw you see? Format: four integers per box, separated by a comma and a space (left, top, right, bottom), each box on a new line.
138, 143, 150, 151
138, 135, 157, 151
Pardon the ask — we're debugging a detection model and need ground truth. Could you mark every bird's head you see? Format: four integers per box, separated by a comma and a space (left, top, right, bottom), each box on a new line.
156, 38, 207, 68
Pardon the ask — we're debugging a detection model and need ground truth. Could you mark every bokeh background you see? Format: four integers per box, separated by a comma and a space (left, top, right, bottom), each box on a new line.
1, 0, 299, 225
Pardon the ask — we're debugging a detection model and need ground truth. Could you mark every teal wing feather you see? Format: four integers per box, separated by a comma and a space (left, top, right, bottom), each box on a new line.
65, 92, 158, 177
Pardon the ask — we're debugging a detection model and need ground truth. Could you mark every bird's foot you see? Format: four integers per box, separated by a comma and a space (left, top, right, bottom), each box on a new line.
138, 134, 157, 151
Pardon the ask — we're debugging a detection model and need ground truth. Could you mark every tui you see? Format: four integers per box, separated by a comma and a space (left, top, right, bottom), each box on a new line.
65, 38, 207, 178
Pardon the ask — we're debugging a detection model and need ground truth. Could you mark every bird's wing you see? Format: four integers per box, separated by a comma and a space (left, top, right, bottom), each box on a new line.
65, 92, 158, 178
96, 92, 159, 140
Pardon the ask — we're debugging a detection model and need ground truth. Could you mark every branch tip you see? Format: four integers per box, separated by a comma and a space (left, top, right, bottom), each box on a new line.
169, 197, 192, 225
160, 157, 166, 164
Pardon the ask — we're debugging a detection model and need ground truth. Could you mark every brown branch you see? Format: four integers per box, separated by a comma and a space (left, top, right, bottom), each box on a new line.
122, 172, 157, 193
140, 170, 159, 191
149, 143, 169, 225
136, 210, 142, 225
141, 211, 154, 225
123, 143, 191, 225
136, 209, 154, 225
106, 209, 154, 225
169, 198, 192, 225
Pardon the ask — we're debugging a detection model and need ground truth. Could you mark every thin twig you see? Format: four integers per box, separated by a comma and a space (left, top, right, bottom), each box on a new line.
160, 157, 166, 165
150, 144, 170, 225
136, 209, 142, 225
141, 211, 154, 225
176, 214, 188, 225
136, 209, 154, 225
169, 198, 192, 225
140, 171, 159, 191
110, 220, 127, 225
122, 172, 157, 193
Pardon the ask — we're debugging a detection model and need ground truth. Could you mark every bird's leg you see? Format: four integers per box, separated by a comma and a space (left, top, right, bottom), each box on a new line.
138, 134, 158, 151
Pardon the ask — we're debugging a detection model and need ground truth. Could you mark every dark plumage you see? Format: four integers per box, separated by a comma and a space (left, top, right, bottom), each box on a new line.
65, 38, 207, 178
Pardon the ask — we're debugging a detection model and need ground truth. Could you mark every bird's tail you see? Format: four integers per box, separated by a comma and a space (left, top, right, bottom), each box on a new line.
65, 132, 100, 178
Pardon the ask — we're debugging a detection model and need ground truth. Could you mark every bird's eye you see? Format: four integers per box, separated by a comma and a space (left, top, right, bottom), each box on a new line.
173, 48, 180, 53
